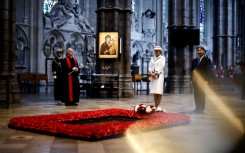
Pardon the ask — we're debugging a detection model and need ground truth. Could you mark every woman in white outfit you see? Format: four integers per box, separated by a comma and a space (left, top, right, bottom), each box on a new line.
149, 46, 166, 112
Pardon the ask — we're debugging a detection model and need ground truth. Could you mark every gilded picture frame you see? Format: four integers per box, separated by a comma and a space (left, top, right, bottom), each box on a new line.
98, 32, 119, 58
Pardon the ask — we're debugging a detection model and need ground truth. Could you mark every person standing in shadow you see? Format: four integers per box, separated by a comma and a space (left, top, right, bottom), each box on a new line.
52, 48, 63, 104
190, 46, 212, 114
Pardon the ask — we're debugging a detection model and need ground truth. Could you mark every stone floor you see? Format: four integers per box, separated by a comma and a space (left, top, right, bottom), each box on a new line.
0, 89, 245, 153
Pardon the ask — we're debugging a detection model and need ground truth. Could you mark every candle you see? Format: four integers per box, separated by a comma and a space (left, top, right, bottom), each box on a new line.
120, 38, 122, 54
93, 38, 96, 54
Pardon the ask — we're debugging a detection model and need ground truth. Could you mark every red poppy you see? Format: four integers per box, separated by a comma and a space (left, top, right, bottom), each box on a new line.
8, 108, 190, 141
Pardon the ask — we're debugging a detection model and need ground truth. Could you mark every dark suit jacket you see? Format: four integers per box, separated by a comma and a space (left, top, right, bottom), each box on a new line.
190, 56, 212, 83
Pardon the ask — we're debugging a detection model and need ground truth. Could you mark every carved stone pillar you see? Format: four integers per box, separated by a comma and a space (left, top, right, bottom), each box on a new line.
156, 0, 163, 45
0, 0, 21, 103
238, 0, 245, 100
238, 0, 245, 62
213, 0, 237, 69
166, 0, 198, 93
36, 0, 44, 73
138, 0, 143, 33
96, 0, 133, 97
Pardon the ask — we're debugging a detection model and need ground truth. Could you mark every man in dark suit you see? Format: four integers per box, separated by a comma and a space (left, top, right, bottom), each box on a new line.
190, 46, 212, 113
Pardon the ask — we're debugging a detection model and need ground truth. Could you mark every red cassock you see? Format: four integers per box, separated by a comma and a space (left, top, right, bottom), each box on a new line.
61, 56, 80, 104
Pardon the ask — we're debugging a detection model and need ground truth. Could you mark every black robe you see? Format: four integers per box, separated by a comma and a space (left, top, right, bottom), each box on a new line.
61, 56, 80, 104
52, 57, 62, 100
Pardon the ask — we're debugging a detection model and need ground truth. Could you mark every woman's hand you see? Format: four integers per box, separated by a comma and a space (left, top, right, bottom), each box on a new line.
72, 67, 78, 72
151, 72, 156, 78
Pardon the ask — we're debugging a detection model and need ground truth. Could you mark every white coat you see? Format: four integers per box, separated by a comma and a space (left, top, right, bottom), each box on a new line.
149, 55, 165, 95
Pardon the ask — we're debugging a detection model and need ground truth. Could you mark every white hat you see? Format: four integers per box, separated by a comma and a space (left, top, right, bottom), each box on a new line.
154, 46, 162, 51
56, 48, 63, 53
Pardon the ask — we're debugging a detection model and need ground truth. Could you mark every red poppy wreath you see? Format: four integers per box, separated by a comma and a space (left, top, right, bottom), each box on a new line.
8, 108, 190, 141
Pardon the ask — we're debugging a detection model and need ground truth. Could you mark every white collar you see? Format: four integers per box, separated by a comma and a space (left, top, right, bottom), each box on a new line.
155, 55, 162, 60
199, 55, 205, 61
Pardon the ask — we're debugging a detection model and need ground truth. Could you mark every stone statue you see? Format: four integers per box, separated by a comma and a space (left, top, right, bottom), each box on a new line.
45, 0, 79, 27
74, 4, 94, 32
47, 0, 72, 27
45, 0, 94, 33
16, 39, 25, 65
132, 51, 140, 66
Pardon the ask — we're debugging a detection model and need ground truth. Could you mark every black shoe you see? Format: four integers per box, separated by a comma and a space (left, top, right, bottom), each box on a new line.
193, 110, 204, 114
70, 103, 78, 106
65, 103, 70, 106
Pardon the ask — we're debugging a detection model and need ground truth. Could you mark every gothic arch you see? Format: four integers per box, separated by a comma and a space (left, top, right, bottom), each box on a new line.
143, 42, 154, 56
131, 40, 143, 66
131, 40, 143, 56
70, 32, 85, 45
45, 29, 65, 42
16, 25, 29, 44
43, 29, 65, 57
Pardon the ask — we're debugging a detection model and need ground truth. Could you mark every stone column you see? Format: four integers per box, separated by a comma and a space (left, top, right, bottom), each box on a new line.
166, 0, 198, 94
138, 0, 143, 33
227, 0, 236, 68
23, 0, 28, 24
29, 0, 35, 72
0, 0, 20, 103
36, 0, 44, 73
121, 0, 133, 97
213, 0, 237, 69
156, 0, 163, 46
238, 0, 245, 100
96, 0, 133, 97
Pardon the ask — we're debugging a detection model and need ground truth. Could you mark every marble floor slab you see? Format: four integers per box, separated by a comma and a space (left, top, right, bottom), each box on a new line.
0, 90, 245, 153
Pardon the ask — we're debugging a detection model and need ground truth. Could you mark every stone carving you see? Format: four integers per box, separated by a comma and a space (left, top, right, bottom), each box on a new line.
86, 36, 96, 65
16, 38, 25, 65
132, 51, 140, 66
142, 9, 156, 37
74, 5, 94, 32
43, 40, 52, 57
44, 0, 94, 33
46, 0, 73, 27
131, 12, 138, 32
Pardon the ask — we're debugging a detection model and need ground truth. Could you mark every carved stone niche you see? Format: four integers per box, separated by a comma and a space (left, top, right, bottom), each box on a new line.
15, 25, 29, 73
142, 9, 156, 38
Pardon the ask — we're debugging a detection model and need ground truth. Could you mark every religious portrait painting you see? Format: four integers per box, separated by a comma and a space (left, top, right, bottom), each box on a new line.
99, 32, 118, 58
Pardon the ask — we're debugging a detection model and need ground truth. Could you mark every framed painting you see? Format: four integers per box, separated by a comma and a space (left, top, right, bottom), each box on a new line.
99, 32, 119, 58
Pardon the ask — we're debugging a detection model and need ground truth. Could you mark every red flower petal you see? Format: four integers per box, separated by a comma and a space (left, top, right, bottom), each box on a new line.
8, 108, 190, 141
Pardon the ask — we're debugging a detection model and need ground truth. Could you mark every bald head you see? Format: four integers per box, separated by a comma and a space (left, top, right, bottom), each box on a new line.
67, 48, 74, 57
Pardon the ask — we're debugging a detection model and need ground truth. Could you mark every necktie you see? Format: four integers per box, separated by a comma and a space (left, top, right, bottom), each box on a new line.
198, 57, 201, 66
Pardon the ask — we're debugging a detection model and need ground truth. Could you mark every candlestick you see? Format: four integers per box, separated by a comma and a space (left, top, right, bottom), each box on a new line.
120, 38, 122, 54
93, 38, 96, 54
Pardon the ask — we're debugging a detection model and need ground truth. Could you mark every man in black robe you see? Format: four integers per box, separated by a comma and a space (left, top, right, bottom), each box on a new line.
61, 48, 80, 106
52, 48, 63, 102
